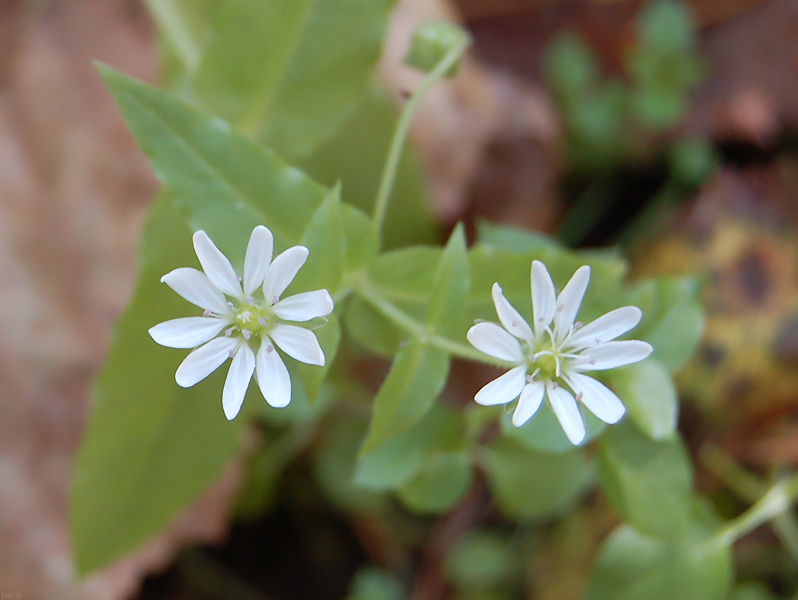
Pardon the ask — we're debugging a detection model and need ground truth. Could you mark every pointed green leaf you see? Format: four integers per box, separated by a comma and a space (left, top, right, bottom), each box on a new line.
609, 359, 678, 440
341, 203, 378, 275
427, 224, 470, 338
193, 0, 397, 159
598, 424, 693, 540
500, 405, 606, 454
98, 64, 327, 258
585, 524, 732, 600
70, 192, 244, 574
292, 185, 345, 294
361, 340, 449, 454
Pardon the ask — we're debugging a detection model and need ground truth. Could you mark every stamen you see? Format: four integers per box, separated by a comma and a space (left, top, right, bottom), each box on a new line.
266, 344, 274, 353
556, 304, 564, 312
531, 368, 541, 378
512, 320, 518, 327
202, 309, 211, 318
246, 296, 255, 303
576, 392, 583, 402
228, 350, 235, 358
237, 276, 242, 282
551, 381, 558, 389
257, 317, 267, 327
526, 374, 535, 383
225, 327, 235, 337
538, 317, 545, 322
242, 329, 251, 340
272, 295, 279, 305
554, 355, 561, 377
227, 301, 234, 308
595, 339, 601, 344
589, 359, 596, 365
574, 321, 584, 330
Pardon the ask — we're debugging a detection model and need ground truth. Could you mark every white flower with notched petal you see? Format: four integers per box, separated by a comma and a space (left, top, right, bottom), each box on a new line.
467, 260, 652, 445
149, 226, 333, 420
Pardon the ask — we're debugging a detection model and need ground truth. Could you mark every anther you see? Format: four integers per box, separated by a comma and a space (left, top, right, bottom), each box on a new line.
237, 276, 242, 282
227, 301, 234, 308
576, 392, 583, 401
246, 296, 255, 303
228, 350, 235, 358
242, 329, 251, 340
258, 317, 267, 327
202, 309, 211, 317
225, 327, 235, 337
574, 321, 583, 330
556, 305, 564, 312
526, 374, 535, 384
538, 317, 545, 322
589, 359, 596, 365
551, 382, 558, 389
272, 295, 279, 305
595, 339, 601, 344
512, 320, 518, 327
266, 344, 274, 353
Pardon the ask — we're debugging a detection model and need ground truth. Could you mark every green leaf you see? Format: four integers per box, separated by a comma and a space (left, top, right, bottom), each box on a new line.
633, 278, 704, 373
445, 531, 516, 591
427, 224, 470, 338
341, 202, 378, 275
70, 192, 244, 574
345, 295, 407, 357
397, 451, 472, 514
481, 438, 592, 521
292, 185, 345, 293
361, 340, 449, 454
608, 359, 678, 440
193, 0, 397, 159
598, 424, 693, 540
98, 64, 327, 257
300, 85, 437, 249
296, 313, 340, 404
584, 524, 732, 600
730, 583, 779, 600
356, 404, 462, 491
347, 567, 405, 600
500, 405, 606, 454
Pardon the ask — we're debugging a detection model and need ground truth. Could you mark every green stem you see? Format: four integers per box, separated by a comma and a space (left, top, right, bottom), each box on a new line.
372, 42, 468, 242
355, 283, 513, 368
711, 475, 798, 547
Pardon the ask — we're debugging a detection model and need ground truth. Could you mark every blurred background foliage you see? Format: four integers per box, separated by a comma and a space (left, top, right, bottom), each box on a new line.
4, 0, 798, 598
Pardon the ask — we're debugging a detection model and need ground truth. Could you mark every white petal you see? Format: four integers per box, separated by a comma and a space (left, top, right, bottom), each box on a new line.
263, 246, 309, 303
270, 325, 325, 366
554, 265, 590, 344
474, 365, 527, 406
566, 373, 625, 424
547, 383, 585, 445
175, 336, 238, 388
161, 268, 229, 314
467, 323, 524, 363
149, 317, 226, 349
571, 340, 653, 371
512, 381, 545, 426
193, 230, 242, 298
273, 290, 334, 321
531, 260, 556, 338
222, 344, 255, 420
243, 225, 274, 297
257, 338, 291, 408
567, 306, 642, 349
492, 283, 533, 342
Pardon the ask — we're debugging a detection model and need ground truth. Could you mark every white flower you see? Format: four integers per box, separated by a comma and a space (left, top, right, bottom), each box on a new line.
149, 226, 333, 420
467, 260, 652, 445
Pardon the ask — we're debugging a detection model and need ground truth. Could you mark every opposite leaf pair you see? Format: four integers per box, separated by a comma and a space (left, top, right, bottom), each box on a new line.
150, 227, 651, 445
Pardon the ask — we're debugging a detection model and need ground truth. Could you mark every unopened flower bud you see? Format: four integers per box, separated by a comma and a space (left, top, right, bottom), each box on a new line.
404, 21, 470, 78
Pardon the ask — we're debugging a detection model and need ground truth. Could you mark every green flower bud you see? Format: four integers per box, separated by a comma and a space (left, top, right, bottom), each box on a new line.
404, 21, 470, 78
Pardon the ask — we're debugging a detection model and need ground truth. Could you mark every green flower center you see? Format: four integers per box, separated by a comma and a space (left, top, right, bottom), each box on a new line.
230, 300, 279, 340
